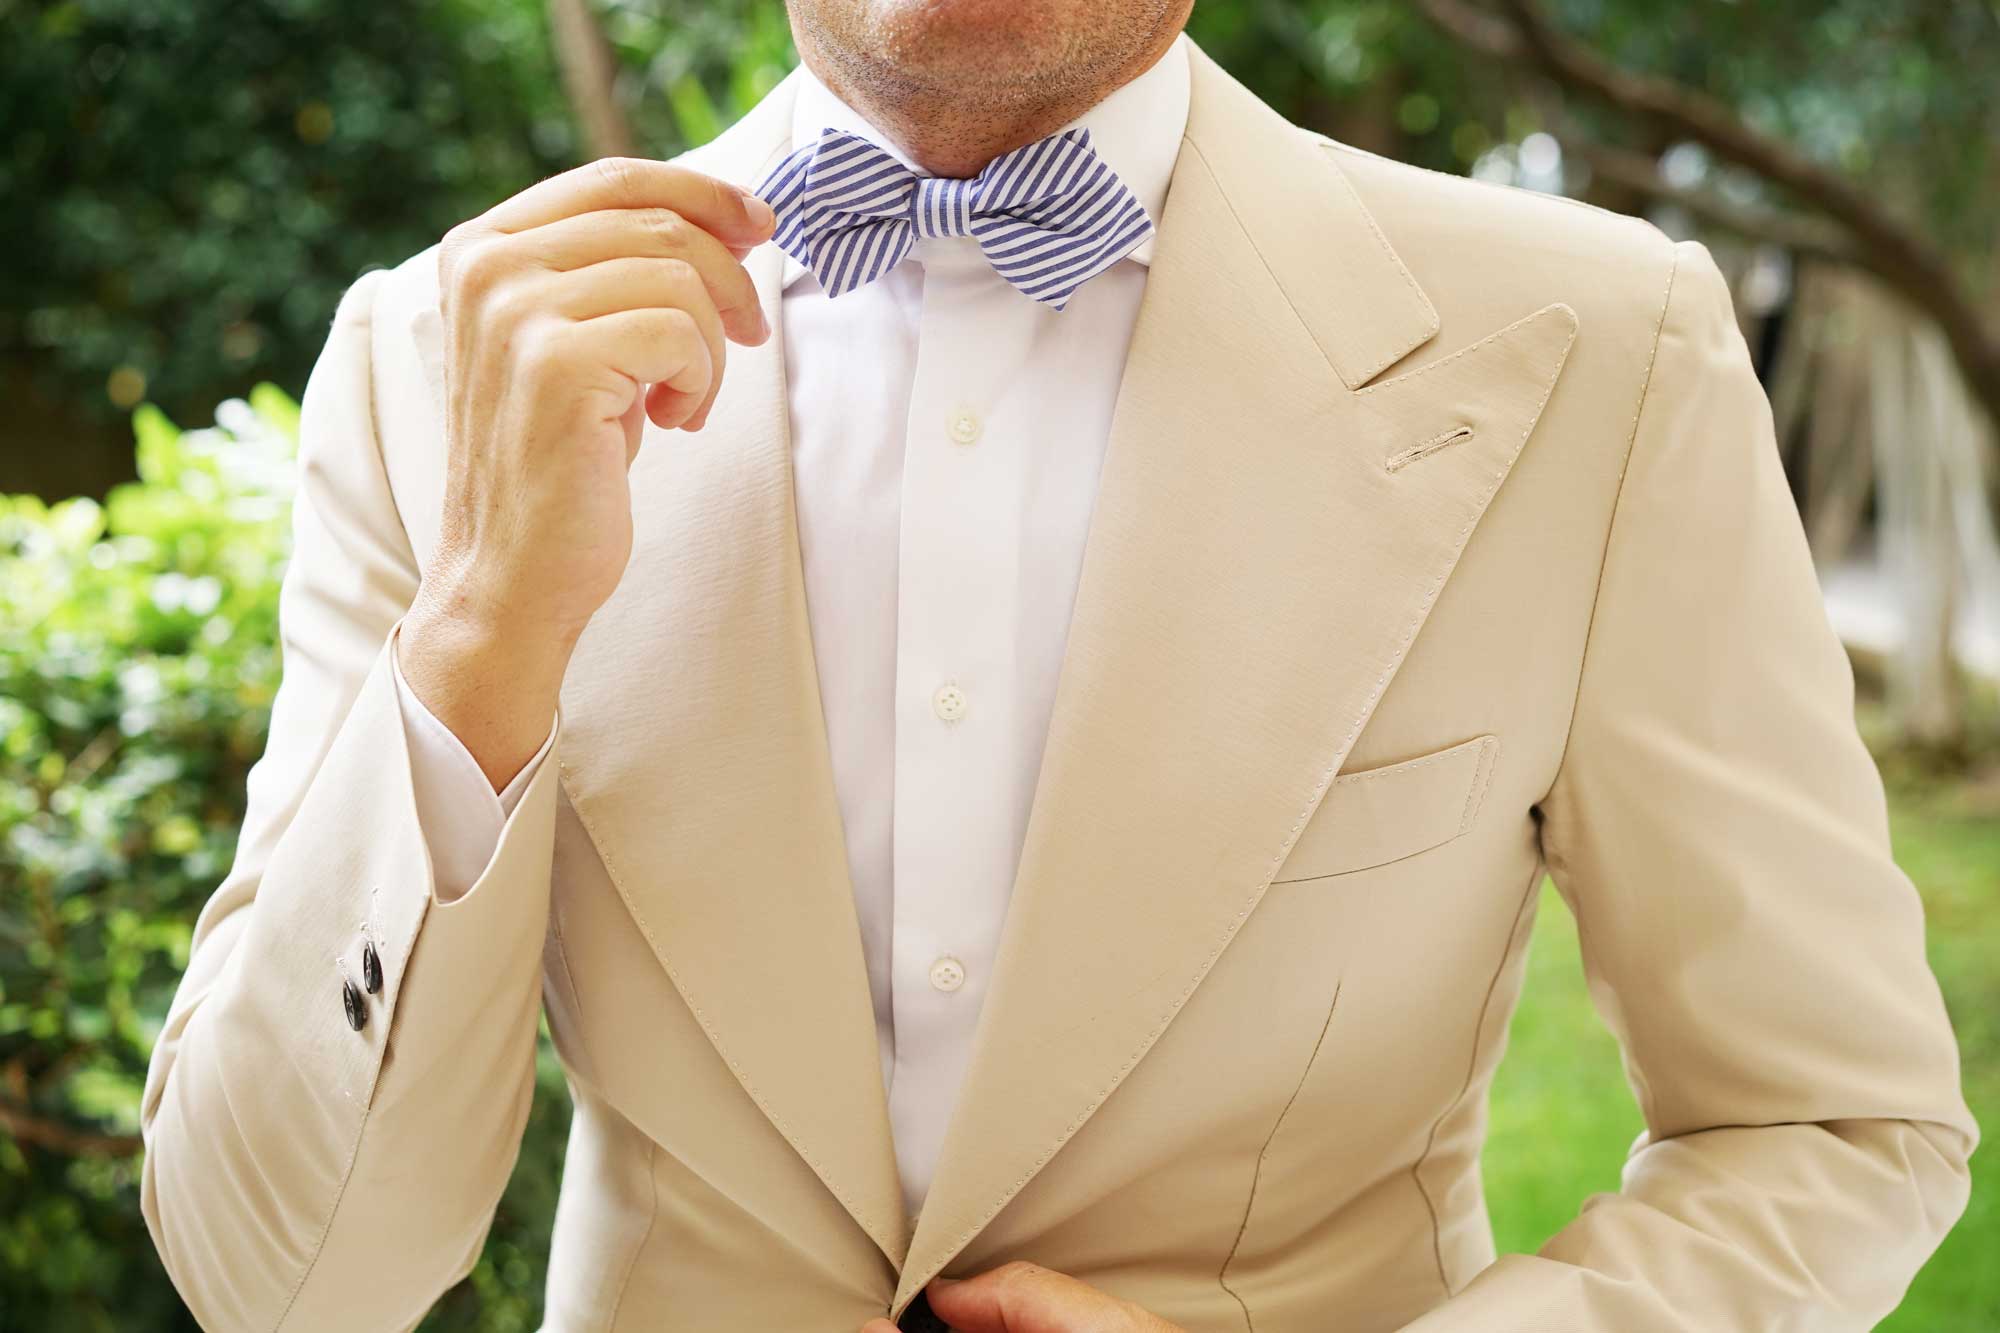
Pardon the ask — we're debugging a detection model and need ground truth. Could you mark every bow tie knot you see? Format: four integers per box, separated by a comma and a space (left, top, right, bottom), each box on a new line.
756, 125, 1154, 310
909, 174, 978, 242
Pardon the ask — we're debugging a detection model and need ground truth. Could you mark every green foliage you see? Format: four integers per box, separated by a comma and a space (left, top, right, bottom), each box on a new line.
1182, 0, 1999, 277
595, 0, 800, 148
0, 394, 572, 1330
0, 0, 575, 497
1532, 0, 2000, 266
1, 393, 300, 1326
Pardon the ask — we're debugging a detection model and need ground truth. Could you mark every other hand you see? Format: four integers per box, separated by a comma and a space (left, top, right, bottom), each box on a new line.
859, 1262, 1187, 1333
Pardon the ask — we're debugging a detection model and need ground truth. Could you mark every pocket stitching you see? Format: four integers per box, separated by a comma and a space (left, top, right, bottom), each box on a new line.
1456, 735, 1500, 836
1271, 734, 1498, 885
1332, 735, 1486, 791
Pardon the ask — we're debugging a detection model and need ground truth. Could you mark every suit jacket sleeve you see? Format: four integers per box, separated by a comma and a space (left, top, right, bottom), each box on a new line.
138, 267, 566, 1331
1402, 240, 1977, 1331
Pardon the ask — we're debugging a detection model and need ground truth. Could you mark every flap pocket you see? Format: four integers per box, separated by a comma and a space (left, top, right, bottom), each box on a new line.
1272, 735, 1498, 884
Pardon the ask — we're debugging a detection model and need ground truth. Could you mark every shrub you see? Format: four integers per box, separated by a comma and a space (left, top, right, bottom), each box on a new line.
0, 393, 567, 1330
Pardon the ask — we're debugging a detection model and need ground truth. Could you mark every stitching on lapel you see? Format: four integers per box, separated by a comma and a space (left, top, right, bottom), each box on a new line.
1356, 301, 1577, 397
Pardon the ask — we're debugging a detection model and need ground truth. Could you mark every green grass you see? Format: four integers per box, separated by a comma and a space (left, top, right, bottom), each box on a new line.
1483, 774, 1998, 1329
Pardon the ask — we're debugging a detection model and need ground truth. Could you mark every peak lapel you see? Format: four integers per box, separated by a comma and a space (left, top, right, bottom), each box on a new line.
892, 44, 1577, 1312
528, 80, 913, 1269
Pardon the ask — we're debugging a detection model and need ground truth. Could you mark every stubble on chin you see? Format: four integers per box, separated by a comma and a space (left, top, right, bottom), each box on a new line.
787, 0, 1183, 173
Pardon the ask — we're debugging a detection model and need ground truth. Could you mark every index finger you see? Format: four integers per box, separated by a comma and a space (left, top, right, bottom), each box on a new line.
484, 156, 775, 246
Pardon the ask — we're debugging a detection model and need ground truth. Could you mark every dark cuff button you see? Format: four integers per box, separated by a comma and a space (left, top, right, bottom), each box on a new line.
362, 940, 383, 994
342, 976, 367, 1031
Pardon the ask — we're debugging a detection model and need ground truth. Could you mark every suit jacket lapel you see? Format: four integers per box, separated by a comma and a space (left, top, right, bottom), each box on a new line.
892, 43, 1577, 1311
535, 77, 915, 1271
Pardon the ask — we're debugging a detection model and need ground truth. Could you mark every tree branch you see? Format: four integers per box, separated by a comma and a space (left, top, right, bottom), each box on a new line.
1567, 139, 1862, 268
1418, 0, 2000, 432
0, 1101, 142, 1158
1417, 0, 1526, 57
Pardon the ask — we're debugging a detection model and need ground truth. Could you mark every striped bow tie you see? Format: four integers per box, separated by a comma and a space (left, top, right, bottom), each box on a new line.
755, 125, 1154, 311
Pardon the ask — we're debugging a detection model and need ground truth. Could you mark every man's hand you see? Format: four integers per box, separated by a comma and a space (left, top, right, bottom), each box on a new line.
400, 157, 776, 787
860, 1262, 1187, 1333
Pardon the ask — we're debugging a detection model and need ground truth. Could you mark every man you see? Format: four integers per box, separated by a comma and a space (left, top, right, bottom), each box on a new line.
139, 0, 1976, 1328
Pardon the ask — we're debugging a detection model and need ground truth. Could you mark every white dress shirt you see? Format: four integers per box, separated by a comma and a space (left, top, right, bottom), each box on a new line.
392, 32, 1192, 1221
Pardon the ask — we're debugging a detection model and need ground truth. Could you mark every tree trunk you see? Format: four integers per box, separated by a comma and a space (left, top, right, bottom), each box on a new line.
1869, 295, 1964, 748
548, 0, 636, 161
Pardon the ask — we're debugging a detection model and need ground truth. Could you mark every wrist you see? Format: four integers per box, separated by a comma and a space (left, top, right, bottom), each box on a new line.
398, 578, 573, 791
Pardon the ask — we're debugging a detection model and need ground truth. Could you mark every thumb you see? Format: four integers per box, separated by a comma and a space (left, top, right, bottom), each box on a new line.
925, 1264, 1083, 1333
923, 1272, 1007, 1332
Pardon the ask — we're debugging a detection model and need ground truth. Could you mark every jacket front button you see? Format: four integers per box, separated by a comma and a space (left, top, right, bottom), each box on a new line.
342, 977, 367, 1031
362, 940, 383, 994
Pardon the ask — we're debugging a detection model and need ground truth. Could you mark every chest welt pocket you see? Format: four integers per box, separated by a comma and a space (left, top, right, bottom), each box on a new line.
1272, 735, 1499, 884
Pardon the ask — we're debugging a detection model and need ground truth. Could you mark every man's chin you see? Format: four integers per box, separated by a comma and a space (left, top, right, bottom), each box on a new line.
858, 0, 1081, 86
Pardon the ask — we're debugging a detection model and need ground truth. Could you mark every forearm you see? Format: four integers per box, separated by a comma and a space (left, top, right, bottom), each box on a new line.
138, 266, 568, 1328
141, 644, 562, 1329
1398, 1115, 1969, 1331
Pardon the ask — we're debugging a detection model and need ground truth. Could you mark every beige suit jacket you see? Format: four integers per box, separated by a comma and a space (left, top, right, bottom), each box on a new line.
140, 38, 1976, 1332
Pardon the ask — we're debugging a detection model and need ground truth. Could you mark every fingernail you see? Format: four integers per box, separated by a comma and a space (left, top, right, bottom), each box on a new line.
929, 1275, 960, 1287
743, 192, 775, 231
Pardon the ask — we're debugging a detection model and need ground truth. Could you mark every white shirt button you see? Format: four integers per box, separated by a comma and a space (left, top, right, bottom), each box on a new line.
929, 956, 966, 992
932, 682, 967, 721
947, 407, 982, 446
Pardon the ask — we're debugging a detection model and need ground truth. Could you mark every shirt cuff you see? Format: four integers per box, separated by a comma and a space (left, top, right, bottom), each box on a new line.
389, 622, 558, 903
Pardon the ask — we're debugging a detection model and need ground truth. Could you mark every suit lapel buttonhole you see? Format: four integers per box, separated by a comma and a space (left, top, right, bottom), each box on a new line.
1385, 424, 1474, 473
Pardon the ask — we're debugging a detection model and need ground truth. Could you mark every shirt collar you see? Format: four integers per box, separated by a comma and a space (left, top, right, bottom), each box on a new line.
778, 31, 1191, 291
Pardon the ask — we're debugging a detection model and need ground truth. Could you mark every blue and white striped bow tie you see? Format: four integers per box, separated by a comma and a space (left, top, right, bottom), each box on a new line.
755, 125, 1154, 311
